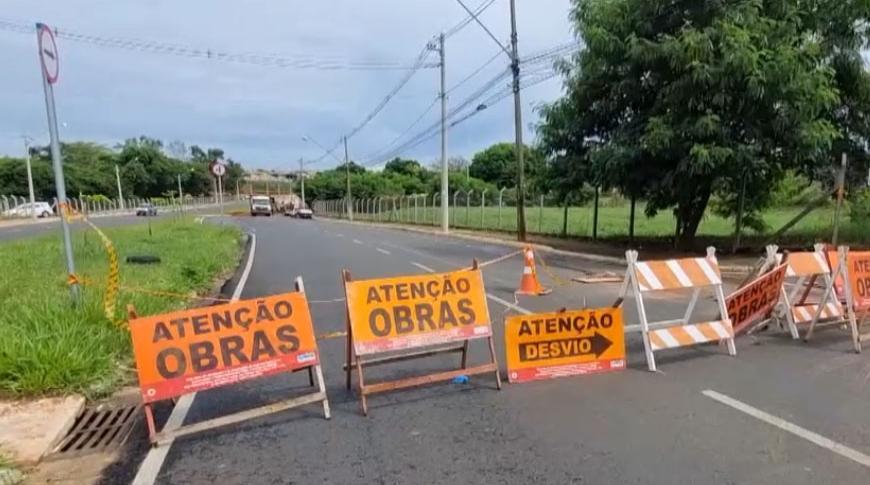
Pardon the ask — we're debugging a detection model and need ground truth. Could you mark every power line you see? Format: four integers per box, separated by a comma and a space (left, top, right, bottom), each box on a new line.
365, 67, 559, 166
0, 19, 437, 71
361, 95, 440, 162
444, 0, 498, 38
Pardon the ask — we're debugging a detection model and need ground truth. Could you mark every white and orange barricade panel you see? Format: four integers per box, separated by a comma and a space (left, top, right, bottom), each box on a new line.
774, 244, 848, 342
813, 246, 866, 352
616, 247, 736, 372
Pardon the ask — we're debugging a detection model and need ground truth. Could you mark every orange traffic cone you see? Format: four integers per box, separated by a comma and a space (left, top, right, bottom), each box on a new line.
517, 246, 551, 296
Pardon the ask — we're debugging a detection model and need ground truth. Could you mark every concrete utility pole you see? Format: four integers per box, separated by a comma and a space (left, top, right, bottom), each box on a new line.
455, 0, 526, 240
115, 164, 125, 210
509, 0, 526, 241
299, 158, 306, 207
23, 137, 36, 220
439, 32, 449, 233
344, 136, 353, 220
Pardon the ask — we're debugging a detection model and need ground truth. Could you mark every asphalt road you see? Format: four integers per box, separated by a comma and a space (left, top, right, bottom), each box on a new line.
0, 206, 229, 242
122, 216, 869, 484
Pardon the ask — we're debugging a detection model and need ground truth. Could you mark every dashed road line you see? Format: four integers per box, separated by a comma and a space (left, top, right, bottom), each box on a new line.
411, 261, 435, 273
408, 261, 532, 316
336, 233, 345, 238
132, 234, 258, 485
702, 389, 870, 469
376, 248, 391, 255
353, 239, 363, 245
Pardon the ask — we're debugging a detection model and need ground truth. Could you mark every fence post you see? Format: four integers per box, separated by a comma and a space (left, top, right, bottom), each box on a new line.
466, 190, 472, 227
480, 189, 488, 229
452, 191, 459, 228
539, 194, 544, 233
498, 188, 506, 230
413, 195, 418, 224
432, 193, 438, 226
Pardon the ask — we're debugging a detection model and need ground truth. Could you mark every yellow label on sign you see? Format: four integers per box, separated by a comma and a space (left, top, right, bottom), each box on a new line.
345, 268, 491, 355
504, 307, 626, 383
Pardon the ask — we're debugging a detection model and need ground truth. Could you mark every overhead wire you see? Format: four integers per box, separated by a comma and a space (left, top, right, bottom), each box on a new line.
0, 19, 436, 71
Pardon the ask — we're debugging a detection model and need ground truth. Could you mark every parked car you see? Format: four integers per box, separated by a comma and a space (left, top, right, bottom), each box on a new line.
296, 207, 313, 219
2, 202, 53, 218
250, 196, 273, 216
136, 203, 158, 216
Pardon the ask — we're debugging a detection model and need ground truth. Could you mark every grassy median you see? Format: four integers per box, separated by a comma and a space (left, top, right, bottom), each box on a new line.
0, 217, 243, 398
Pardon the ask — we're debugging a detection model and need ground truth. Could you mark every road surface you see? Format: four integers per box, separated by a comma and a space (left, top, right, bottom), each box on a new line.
118, 216, 869, 484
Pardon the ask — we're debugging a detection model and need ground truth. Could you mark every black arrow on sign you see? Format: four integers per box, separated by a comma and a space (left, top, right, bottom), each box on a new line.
590, 332, 613, 357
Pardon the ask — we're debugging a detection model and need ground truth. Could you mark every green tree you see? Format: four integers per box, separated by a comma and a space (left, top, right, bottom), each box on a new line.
541, 0, 844, 246
469, 142, 543, 188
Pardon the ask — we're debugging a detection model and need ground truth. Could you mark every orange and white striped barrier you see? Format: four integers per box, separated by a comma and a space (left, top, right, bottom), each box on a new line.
615, 247, 736, 372
809, 246, 866, 352
516, 246, 551, 296
773, 244, 849, 343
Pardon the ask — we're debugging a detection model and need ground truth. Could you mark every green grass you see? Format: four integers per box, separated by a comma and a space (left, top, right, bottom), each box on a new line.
0, 217, 243, 398
342, 199, 865, 245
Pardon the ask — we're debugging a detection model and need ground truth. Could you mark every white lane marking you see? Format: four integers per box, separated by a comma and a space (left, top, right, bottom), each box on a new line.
132, 233, 257, 485
411, 262, 435, 273
408, 260, 532, 315
336, 233, 345, 238
486, 293, 532, 315
353, 239, 363, 245
702, 390, 870, 469
376, 248, 391, 255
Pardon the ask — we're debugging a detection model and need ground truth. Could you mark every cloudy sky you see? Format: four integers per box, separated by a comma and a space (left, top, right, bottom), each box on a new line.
0, 1, 575, 171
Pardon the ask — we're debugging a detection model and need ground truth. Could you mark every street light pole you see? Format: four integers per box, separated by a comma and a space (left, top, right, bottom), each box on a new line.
23, 137, 36, 220
115, 164, 125, 210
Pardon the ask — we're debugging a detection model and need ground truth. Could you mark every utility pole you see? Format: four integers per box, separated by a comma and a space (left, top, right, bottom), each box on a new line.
439, 33, 449, 233
344, 136, 353, 220
23, 137, 36, 220
509, 0, 526, 241
454, 0, 525, 240
115, 164, 125, 210
299, 158, 306, 208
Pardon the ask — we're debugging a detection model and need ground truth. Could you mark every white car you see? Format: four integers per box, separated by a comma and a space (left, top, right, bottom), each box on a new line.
2, 202, 53, 218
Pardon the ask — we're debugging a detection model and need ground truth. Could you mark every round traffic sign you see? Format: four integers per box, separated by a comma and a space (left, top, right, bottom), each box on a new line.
212, 162, 226, 177
37, 23, 59, 85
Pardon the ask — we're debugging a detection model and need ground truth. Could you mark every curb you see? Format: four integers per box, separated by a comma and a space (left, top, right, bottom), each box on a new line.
316, 217, 758, 274
318, 217, 626, 264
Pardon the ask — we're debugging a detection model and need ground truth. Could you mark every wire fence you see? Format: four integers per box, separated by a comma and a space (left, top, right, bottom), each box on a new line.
0, 194, 238, 220
312, 191, 856, 247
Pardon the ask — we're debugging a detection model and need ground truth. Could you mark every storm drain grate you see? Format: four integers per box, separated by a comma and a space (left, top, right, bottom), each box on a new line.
48, 403, 141, 459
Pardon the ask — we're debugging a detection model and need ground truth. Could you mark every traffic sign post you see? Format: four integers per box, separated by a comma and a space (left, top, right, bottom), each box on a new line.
36, 22, 78, 302
211, 161, 226, 216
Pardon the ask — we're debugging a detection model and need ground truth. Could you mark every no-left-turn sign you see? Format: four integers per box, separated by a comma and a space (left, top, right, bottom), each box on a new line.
37, 23, 59, 84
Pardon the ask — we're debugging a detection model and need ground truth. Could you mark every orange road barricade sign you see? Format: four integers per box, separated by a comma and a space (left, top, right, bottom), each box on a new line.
504, 307, 626, 383
774, 244, 850, 346
614, 247, 736, 372
827, 247, 870, 352
725, 259, 788, 335
342, 262, 501, 415
128, 278, 330, 445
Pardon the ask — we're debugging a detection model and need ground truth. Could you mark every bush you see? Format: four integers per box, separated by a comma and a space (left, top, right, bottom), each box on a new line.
770, 171, 826, 207
850, 188, 870, 221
